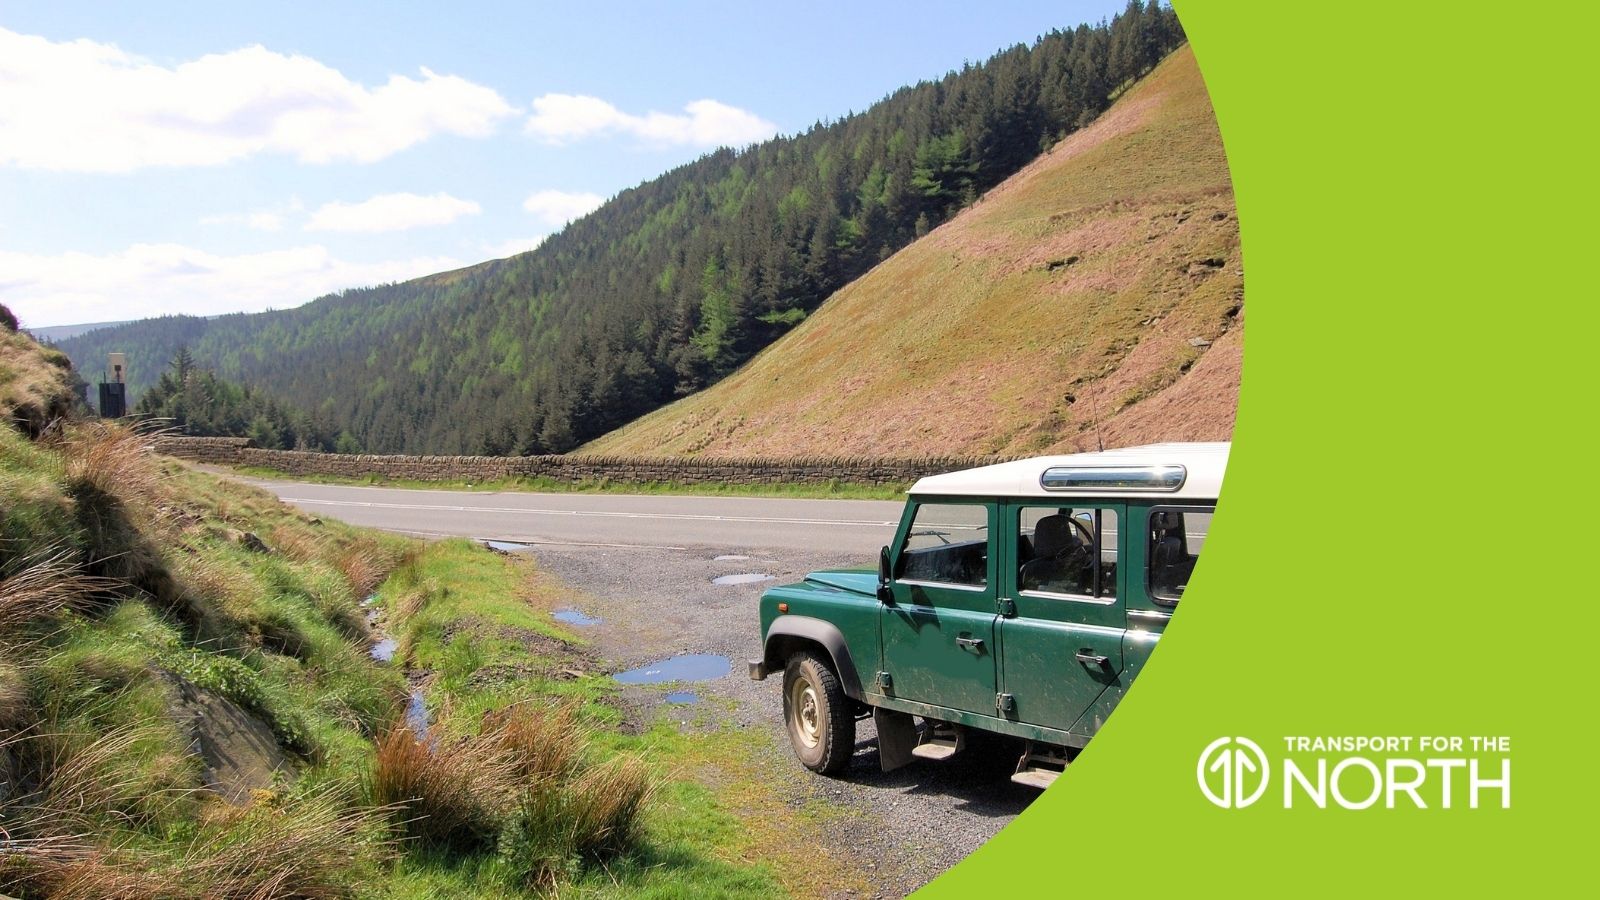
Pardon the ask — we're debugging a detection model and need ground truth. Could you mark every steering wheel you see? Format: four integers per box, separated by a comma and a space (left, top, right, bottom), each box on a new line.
1063, 515, 1095, 549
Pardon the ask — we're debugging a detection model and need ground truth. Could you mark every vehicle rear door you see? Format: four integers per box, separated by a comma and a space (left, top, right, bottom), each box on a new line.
996, 502, 1127, 735
879, 498, 998, 715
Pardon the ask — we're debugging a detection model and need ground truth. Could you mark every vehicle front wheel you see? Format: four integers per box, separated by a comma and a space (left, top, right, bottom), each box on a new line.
782, 651, 855, 775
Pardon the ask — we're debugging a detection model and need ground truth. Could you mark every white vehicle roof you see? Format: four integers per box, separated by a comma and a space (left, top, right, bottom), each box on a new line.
910, 442, 1229, 501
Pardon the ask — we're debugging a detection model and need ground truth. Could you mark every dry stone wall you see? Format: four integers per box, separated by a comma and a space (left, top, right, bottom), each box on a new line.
151, 436, 253, 465
152, 436, 1009, 486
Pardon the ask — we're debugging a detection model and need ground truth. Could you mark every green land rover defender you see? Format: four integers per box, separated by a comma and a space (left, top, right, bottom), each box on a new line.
749, 442, 1226, 788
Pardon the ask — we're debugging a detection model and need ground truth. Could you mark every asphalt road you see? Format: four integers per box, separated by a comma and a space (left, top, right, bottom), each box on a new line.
235, 477, 905, 557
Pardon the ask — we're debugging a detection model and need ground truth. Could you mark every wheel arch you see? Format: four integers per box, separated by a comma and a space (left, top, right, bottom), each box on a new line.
763, 616, 866, 701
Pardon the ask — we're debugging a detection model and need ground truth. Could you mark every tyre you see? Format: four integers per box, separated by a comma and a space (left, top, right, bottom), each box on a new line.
782, 650, 855, 775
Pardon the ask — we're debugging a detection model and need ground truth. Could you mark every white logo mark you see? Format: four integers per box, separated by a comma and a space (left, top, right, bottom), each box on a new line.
1198, 736, 1271, 808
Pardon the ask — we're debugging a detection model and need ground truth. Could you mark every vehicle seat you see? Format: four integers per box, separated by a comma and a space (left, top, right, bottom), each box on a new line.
1150, 512, 1193, 597
1019, 514, 1091, 593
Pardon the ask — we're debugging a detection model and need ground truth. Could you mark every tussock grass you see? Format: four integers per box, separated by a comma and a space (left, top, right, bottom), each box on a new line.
56, 421, 160, 504
1, 323, 76, 439
0, 549, 112, 642
2, 722, 196, 841
483, 702, 582, 784
173, 789, 387, 899
0, 843, 174, 900
370, 723, 515, 850
567, 755, 653, 857
0, 790, 385, 899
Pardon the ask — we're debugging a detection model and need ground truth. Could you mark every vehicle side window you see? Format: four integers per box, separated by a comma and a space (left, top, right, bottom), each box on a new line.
1017, 507, 1117, 599
1148, 507, 1213, 605
898, 502, 989, 587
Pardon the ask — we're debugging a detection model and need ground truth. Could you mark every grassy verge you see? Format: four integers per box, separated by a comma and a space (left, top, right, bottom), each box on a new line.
2, 420, 854, 898
1, 420, 410, 896
229, 465, 907, 501
372, 539, 865, 898
3, 319, 857, 897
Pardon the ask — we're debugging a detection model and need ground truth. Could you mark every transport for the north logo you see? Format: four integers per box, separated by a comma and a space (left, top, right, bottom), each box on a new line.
1198, 735, 1512, 810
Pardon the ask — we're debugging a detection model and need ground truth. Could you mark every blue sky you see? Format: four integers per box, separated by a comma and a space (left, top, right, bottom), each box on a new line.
1, 1, 1125, 327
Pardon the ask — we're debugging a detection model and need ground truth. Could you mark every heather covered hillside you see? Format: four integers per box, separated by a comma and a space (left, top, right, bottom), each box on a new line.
587, 45, 1240, 458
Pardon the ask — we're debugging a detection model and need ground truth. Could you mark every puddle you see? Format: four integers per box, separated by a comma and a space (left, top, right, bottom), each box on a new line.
405, 690, 434, 745
664, 691, 699, 704
713, 554, 750, 561
614, 654, 732, 685
484, 540, 532, 553
712, 573, 775, 586
370, 638, 398, 662
553, 608, 602, 627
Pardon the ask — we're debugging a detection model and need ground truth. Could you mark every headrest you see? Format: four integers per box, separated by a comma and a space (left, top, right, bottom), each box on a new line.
1033, 514, 1082, 558
1152, 511, 1184, 535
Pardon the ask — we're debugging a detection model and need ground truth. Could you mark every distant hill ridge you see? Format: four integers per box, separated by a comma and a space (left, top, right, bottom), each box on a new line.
585, 46, 1240, 458
58, 3, 1186, 456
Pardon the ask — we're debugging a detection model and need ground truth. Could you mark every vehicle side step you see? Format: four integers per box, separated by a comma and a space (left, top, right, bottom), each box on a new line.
1011, 741, 1069, 789
911, 722, 966, 761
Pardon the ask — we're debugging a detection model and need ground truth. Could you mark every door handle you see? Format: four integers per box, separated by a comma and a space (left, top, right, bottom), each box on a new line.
955, 636, 985, 651
1074, 649, 1109, 666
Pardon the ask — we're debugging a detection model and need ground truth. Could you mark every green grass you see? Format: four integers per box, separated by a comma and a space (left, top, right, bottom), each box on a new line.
371, 539, 856, 897
1, 411, 416, 895
232, 465, 908, 501
3, 326, 851, 897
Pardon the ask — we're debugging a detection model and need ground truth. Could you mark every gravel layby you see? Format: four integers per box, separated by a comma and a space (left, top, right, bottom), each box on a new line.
525, 541, 1037, 898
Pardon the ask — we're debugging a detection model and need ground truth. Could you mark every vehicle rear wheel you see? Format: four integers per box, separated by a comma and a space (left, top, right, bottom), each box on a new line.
782, 651, 854, 775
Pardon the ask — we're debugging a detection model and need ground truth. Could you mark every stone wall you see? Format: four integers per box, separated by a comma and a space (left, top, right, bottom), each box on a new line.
151, 436, 253, 465
152, 436, 1008, 486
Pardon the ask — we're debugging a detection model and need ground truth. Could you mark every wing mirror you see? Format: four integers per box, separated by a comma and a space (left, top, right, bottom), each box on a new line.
877, 545, 895, 604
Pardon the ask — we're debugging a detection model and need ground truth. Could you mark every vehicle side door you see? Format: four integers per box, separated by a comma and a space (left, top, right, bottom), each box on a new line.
1076, 502, 1219, 736
997, 502, 1127, 736
879, 498, 998, 715
1121, 503, 1217, 681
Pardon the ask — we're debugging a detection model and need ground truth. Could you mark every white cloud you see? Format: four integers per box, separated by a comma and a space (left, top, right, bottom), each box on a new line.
305, 192, 481, 233
525, 94, 776, 147
521, 189, 604, 227
0, 27, 517, 172
0, 243, 462, 327
200, 210, 286, 232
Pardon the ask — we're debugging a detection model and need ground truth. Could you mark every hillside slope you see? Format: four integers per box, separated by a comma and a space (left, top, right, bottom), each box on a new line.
586, 46, 1240, 458
59, 5, 1184, 456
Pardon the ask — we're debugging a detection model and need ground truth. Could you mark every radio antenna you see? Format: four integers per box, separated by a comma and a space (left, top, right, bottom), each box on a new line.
1092, 392, 1106, 453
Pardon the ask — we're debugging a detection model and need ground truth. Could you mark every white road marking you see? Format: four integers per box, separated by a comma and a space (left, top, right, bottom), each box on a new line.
279, 496, 899, 529
383, 527, 688, 551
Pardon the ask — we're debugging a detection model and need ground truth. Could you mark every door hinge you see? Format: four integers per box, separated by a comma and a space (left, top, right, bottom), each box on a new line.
996, 693, 1015, 715
997, 597, 1016, 617
875, 671, 894, 690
